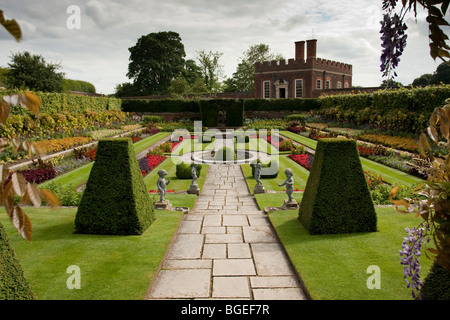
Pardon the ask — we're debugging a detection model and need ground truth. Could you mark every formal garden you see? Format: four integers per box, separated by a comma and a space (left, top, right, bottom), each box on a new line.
0, 83, 449, 300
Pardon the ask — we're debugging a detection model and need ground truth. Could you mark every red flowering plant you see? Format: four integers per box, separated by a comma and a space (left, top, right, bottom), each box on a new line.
288, 154, 311, 170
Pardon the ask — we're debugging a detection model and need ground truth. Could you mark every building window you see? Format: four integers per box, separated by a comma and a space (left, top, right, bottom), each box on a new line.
295, 79, 303, 98
344, 81, 349, 88
337, 81, 342, 89
325, 80, 331, 89
316, 79, 322, 90
263, 81, 270, 99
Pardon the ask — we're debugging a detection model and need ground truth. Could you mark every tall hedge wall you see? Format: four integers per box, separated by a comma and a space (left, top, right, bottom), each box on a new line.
199, 99, 244, 127
121, 97, 321, 114
243, 98, 321, 111
317, 85, 450, 133
0, 90, 121, 114
121, 99, 200, 113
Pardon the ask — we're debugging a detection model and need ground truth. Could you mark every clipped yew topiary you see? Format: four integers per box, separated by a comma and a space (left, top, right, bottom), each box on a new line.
75, 138, 155, 235
298, 138, 377, 235
421, 263, 450, 300
0, 223, 35, 300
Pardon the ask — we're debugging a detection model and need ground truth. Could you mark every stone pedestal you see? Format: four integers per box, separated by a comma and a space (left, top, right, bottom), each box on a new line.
282, 199, 299, 210
253, 184, 266, 194
155, 200, 172, 210
187, 184, 200, 196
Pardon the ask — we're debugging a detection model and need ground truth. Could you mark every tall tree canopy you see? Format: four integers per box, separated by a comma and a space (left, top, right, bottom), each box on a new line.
412, 62, 450, 85
224, 44, 284, 92
196, 50, 224, 93
5, 51, 64, 92
127, 31, 186, 95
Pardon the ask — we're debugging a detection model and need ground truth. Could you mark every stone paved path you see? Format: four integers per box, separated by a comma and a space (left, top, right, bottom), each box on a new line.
146, 164, 307, 300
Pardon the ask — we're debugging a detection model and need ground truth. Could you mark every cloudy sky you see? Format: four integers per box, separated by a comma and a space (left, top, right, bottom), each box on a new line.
0, 0, 447, 94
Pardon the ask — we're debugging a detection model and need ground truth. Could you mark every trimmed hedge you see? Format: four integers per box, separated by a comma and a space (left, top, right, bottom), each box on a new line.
243, 98, 321, 112
121, 99, 200, 113
75, 138, 155, 235
176, 162, 202, 179
0, 223, 35, 300
199, 99, 245, 127
317, 85, 450, 133
298, 138, 377, 235
0, 90, 121, 114
121, 98, 321, 124
421, 263, 450, 300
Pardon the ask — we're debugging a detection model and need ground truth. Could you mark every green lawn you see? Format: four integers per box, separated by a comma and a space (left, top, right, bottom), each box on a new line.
172, 136, 280, 156
143, 157, 209, 196
241, 154, 310, 193
279, 131, 425, 187
267, 207, 433, 300
0, 207, 183, 300
40, 132, 171, 190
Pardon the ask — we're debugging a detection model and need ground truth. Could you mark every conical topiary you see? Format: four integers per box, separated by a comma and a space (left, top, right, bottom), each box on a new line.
298, 138, 377, 235
0, 222, 35, 299
75, 138, 155, 235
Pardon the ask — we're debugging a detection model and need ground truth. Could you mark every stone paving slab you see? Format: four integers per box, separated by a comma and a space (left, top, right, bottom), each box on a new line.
146, 164, 307, 300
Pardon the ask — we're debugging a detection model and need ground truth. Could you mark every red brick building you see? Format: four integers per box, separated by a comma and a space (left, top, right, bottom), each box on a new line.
254, 39, 352, 99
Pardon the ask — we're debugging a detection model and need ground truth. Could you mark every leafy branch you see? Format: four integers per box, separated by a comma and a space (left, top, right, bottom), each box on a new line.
380, 0, 450, 79
1, 10, 60, 241
391, 98, 450, 273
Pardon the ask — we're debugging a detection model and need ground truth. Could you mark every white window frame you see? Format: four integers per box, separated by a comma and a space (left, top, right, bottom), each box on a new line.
316, 79, 322, 90
325, 80, 331, 89
344, 81, 349, 88
337, 81, 342, 89
295, 79, 303, 98
263, 81, 271, 99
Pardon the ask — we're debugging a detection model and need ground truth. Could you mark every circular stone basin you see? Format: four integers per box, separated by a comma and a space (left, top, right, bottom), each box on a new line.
191, 150, 258, 164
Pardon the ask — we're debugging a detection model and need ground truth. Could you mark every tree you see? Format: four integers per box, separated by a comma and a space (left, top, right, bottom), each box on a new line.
182, 59, 203, 86
412, 73, 433, 86
168, 75, 191, 96
5, 51, 64, 92
430, 61, 450, 84
380, 0, 449, 80
411, 62, 450, 86
381, 79, 403, 87
225, 44, 284, 92
127, 31, 186, 96
196, 50, 224, 92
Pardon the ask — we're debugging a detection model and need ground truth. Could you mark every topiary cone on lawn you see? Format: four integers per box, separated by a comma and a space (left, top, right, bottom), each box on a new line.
299, 138, 378, 235
75, 138, 155, 235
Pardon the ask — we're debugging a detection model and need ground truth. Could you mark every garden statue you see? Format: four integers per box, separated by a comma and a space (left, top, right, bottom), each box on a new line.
187, 163, 200, 195
279, 168, 298, 209
155, 169, 172, 209
253, 162, 266, 194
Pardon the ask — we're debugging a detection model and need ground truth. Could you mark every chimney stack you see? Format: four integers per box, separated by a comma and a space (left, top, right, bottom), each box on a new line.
306, 39, 317, 59
295, 41, 305, 61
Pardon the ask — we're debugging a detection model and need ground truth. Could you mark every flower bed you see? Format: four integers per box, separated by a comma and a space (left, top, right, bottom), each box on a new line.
288, 154, 313, 170
33, 137, 93, 153
358, 134, 418, 153
5, 168, 56, 185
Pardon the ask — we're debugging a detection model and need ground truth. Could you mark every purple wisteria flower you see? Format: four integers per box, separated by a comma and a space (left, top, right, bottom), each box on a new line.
399, 223, 431, 299
380, 0, 408, 78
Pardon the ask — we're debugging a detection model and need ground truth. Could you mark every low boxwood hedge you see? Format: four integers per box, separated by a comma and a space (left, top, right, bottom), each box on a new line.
176, 162, 202, 179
